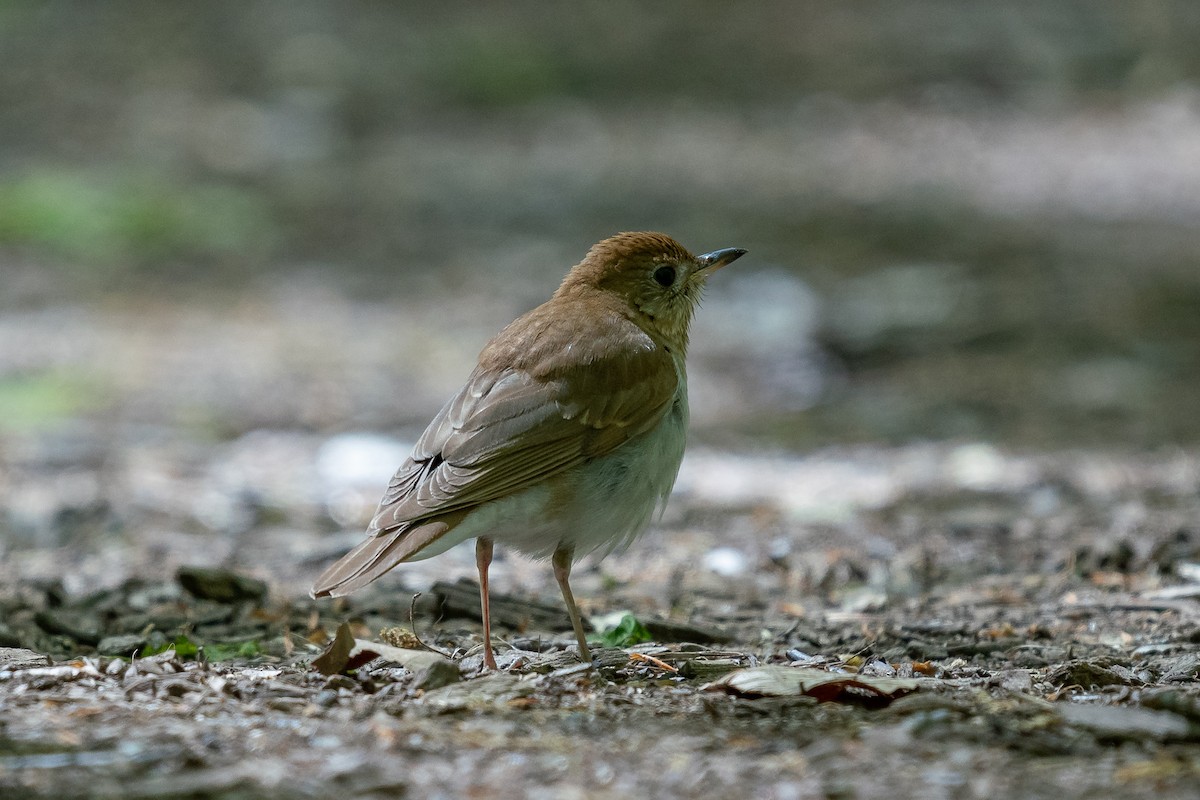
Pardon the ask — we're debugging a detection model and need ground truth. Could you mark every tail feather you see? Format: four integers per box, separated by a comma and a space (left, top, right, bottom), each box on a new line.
310, 517, 459, 598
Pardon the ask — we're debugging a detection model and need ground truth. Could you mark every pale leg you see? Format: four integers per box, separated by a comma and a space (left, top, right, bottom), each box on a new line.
475, 537, 498, 670
552, 546, 592, 662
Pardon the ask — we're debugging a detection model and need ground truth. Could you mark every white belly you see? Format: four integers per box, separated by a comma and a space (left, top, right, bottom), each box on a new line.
410, 385, 689, 562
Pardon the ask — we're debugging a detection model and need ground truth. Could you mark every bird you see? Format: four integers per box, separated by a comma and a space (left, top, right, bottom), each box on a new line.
311, 232, 746, 669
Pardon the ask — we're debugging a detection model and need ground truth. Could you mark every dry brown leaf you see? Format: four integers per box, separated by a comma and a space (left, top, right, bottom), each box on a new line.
311, 622, 356, 675
311, 621, 454, 676
705, 665, 921, 707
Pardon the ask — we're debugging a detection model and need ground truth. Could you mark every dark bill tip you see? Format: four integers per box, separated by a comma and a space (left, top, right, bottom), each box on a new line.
696, 247, 747, 271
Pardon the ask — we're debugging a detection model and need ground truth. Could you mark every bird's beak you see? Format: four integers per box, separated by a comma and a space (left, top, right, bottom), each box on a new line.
696, 247, 747, 272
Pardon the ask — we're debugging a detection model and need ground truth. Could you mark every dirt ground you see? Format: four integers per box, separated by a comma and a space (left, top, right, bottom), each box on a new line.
3, 418, 1200, 798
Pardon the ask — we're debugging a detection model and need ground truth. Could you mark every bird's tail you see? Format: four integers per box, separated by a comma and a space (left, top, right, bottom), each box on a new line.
309, 518, 456, 598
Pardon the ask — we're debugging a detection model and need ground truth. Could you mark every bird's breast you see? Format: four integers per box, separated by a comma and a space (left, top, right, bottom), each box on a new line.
549, 381, 689, 557
442, 383, 689, 561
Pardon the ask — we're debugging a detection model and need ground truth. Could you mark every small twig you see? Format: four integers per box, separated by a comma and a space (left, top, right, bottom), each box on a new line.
1046, 683, 1084, 702
409, 592, 453, 658
629, 652, 678, 673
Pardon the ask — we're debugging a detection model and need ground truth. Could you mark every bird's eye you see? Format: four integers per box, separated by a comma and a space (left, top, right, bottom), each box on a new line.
652, 265, 676, 288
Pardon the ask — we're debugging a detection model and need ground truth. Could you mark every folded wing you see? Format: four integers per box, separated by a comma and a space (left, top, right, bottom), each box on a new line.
311, 320, 677, 597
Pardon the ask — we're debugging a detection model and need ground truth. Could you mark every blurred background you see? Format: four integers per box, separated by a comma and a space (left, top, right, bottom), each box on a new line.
2, 1, 1200, 593
4, 0, 1200, 447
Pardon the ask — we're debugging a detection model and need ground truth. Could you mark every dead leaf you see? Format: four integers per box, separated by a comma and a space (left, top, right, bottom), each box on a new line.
311, 621, 455, 676
354, 640, 450, 672
705, 665, 920, 707
311, 622, 355, 676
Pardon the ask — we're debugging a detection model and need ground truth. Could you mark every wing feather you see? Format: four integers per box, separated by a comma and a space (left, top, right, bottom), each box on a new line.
311, 302, 680, 598
370, 321, 677, 533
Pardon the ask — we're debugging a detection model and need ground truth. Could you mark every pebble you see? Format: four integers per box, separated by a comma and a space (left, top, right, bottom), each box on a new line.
0, 646, 52, 670
413, 659, 462, 692
97, 634, 149, 657
703, 547, 749, 578
176, 566, 268, 604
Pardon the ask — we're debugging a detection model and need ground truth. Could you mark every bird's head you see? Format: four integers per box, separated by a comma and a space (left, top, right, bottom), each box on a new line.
558, 231, 746, 351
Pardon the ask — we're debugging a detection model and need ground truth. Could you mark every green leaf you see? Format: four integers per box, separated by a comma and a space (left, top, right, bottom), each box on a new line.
0, 371, 107, 433
595, 613, 653, 648
204, 640, 262, 661
143, 634, 199, 658
140, 634, 260, 661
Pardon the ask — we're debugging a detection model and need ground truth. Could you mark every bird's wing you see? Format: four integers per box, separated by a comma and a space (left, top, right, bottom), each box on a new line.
310, 314, 679, 598
369, 334, 678, 534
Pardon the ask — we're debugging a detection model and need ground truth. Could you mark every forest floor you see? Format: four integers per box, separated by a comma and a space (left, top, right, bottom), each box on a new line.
3, 425, 1200, 799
